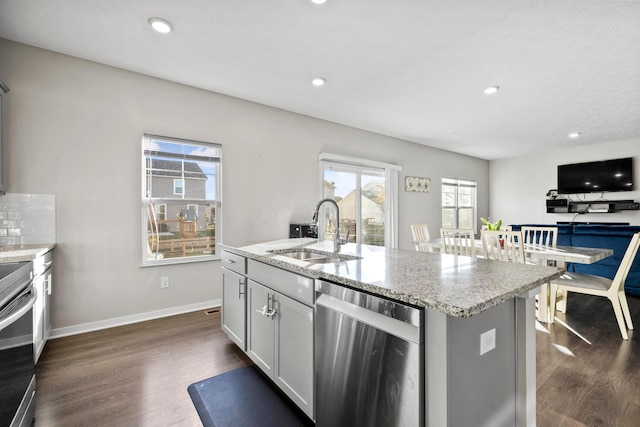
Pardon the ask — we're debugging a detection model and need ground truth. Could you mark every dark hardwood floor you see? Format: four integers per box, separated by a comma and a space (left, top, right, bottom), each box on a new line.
536, 293, 640, 427
35, 295, 640, 426
35, 309, 251, 426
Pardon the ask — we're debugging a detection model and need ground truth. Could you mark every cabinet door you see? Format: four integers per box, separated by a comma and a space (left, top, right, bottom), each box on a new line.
274, 293, 314, 419
247, 280, 275, 376
43, 267, 53, 341
33, 272, 45, 362
221, 268, 246, 350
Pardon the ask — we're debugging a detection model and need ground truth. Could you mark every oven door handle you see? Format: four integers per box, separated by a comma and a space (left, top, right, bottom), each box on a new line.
0, 285, 37, 333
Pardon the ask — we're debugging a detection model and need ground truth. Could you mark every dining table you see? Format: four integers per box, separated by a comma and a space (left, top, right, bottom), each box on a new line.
428, 238, 614, 323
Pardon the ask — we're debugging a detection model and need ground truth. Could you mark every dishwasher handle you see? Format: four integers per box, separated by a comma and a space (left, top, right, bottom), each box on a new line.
317, 280, 422, 326
316, 292, 422, 344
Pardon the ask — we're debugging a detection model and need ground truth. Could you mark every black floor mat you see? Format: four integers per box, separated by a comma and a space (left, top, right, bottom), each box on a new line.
187, 365, 313, 427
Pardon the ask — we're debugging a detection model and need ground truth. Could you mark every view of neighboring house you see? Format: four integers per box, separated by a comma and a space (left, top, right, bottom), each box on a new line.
338, 180, 385, 222
148, 159, 206, 230
330, 180, 386, 245
145, 158, 217, 260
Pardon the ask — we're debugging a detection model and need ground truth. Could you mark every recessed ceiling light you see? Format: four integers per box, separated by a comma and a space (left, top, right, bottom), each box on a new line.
312, 77, 326, 86
569, 132, 581, 138
311, 0, 328, 4
483, 85, 500, 95
148, 17, 174, 34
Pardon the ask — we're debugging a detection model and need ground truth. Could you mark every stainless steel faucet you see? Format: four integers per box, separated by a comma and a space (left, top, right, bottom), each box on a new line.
312, 198, 347, 253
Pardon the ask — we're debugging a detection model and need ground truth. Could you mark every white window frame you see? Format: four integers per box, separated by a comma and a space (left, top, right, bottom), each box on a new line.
319, 153, 401, 248
173, 179, 184, 195
441, 178, 477, 231
141, 134, 222, 266
155, 204, 167, 221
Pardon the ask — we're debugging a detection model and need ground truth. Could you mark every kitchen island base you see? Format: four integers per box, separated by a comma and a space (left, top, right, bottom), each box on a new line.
223, 239, 558, 427
426, 290, 537, 427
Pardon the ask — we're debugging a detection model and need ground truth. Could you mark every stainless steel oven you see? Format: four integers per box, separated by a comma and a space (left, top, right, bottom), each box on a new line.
0, 261, 36, 427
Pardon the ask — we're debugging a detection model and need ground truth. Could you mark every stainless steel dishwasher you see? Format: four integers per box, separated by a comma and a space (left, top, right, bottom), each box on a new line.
315, 280, 424, 427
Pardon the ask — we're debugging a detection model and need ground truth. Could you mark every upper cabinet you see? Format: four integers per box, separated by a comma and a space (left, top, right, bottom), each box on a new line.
0, 78, 8, 195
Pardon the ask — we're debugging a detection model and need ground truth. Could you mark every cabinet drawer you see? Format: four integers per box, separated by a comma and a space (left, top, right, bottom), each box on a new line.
248, 259, 314, 306
222, 251, 247, 275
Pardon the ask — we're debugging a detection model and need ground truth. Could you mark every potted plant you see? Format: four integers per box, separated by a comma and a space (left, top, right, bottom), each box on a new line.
481, 217, 502, 230
546, 189, 558, 199
481, 217, 504, 247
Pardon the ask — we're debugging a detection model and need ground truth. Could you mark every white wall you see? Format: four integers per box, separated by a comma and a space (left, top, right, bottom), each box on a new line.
490, 138, 640, 226
0, 39, 489, 333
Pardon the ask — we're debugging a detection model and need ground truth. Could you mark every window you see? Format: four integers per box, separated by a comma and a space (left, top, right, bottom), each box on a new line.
155, 204, 167, 221
442, 178, 477, 230
319, 153, 400, 248
173, 179, 184, 195
142, 134, 221, 265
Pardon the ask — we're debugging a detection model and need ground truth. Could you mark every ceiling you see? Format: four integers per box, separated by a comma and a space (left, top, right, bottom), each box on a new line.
1, 0, 639, 160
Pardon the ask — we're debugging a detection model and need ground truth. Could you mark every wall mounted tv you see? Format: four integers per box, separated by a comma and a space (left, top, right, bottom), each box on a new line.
557, 157, 634, 194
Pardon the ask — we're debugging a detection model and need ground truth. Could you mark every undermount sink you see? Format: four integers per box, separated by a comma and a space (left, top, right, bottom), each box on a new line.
269, 248, 361, 264
277, 250, 324, 261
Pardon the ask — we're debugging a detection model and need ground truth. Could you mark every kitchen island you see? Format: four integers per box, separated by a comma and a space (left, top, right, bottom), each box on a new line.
223, 238, 564, 426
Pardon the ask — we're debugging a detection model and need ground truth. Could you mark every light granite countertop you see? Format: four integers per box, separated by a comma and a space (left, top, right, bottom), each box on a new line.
0, 243, 56, 262
223, 238, 565, 318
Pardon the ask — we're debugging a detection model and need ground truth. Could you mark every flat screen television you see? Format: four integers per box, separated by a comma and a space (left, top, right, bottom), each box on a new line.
557, 157, 634, 194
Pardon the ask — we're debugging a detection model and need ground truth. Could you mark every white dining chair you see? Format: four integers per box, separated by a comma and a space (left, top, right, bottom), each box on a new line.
549, 232, 640, 340
481, 230, 526, 263
440, 228, 477, 257
411, 224, 433, 253
521, 226, 558, 248
521, 226, 564, 315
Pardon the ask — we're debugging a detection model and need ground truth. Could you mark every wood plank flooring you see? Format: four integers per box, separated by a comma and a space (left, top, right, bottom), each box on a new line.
536, 293, 640, 427
35, 295, 640, 426
34, 309, 251, 426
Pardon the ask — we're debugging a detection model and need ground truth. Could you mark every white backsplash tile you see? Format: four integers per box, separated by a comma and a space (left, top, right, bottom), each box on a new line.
0, 193, 56, 245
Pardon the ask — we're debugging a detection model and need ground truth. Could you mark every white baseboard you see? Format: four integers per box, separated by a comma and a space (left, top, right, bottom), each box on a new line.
49, 299, 221, 339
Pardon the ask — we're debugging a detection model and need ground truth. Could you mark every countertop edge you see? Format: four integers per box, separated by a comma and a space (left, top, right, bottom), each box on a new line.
0, 243, 56, 262
222, 242, 564, 318
316, 269, 563, 318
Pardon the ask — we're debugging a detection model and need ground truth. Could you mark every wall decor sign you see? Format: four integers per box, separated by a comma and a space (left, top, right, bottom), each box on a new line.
405, 176, 431, 193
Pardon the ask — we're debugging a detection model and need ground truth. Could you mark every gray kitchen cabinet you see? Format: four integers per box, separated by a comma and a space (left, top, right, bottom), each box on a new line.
247, 279, 275, 375
33, 249, 53, 362
245, 262, 314, 420
222, 268, 247, 350
221, 251, 247, 351
273, 288, 314, 416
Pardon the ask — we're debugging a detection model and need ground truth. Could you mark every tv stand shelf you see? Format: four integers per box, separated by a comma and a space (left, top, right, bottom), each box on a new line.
547, 200, 640, 214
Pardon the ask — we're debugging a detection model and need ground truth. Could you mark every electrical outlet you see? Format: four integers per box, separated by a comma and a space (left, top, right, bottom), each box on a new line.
160, 276, 169, 289
480, 328, 496, 355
